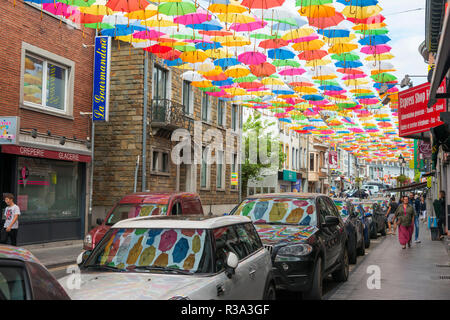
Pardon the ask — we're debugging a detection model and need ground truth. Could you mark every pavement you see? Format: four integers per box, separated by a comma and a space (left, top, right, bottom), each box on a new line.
325, 222, 450, 300
22, 239, 83, 269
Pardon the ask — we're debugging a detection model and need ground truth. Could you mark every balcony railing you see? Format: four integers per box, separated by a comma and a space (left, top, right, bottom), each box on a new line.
150, 98, 191, 131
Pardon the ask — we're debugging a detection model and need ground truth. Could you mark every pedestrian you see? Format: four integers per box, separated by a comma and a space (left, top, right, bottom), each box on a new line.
419, 196, 426, 223
394, 195, 415, 249
1, 193, 21, 246
413, 194, 421, 243
385, 196, 398, 235
436, 190, 447, 240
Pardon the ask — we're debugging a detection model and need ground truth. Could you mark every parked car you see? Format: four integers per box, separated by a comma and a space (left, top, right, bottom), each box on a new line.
229, 193, 349, 300
348, 189, 369, 199
333, 199, 365, 264
62, 215, 275, 300
0, 245, 70, 300
359, 201, 387, 238
354, 202, 371, 249
84, 192, 204, 251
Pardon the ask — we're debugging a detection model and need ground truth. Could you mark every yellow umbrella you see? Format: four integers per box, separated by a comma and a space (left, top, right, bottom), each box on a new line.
175, 64, 193, 70
371, 69, 396, 75
281, 27, 315, 41
180, 50, 208, 63
365, 53, 395, 61
217, 13, 256, 24
252, 91, 273, 96
116, 35, 149, 43
353, 23, 387, 31
350, 88, 373, 94
199, 66, 223, 77
294, 86, 318, 94
305, 59, 331, 67
344, 79, 369, 86
220, 36, 251, 47
292, 39, 325, 51
141, 15, 178, 27
312, 74, 337, 80
225, 87, 247, 95
208, 4, 247, 13
191, 80, 213, 88
324, 34, 357, 45
328, 43, 358, 54
125, 5, 159, 19
342, 5, 383, 19
262, 77, 285, 85
224, 65, 251, 78
159, 41, 188, 47
205, 48, 234, 59
79, 5, 115, 15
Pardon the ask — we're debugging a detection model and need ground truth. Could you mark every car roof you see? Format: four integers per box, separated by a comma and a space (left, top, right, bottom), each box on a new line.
112, 215, 251, 229
0, 245, 41, 264
119, 192, 199, 204
243, 192, 323, 200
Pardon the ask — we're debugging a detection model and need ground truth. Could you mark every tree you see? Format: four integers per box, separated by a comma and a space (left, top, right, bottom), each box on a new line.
241, 111, 286, 198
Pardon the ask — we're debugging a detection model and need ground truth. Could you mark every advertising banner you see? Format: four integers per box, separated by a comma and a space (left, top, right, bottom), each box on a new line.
329, 150, 338, 169
231, 172, 238, 186
398, 81, 446, 137
0, 117, 20, 145
92, 36, 111, 121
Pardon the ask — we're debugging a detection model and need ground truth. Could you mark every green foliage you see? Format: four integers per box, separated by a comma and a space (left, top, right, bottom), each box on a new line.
396, 174, 408, 186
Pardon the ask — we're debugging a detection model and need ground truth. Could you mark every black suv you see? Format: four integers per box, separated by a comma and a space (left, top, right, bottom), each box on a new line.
230, 193, 349, 300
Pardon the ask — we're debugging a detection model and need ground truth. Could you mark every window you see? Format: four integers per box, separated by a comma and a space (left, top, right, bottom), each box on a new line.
248, 187, 255, 195
231, 104, 239, 131
213, 226, 242, 272
171, 202, 182, 215
182, 80, 193, 115
153, 65, 167, 100
310, 153, 315, 171
263, 187, 268, 193
217, 99, 225, 127
234, 223, 263, 256
216, 150, 224, 190
285, 145, 289, 169
270, 187, 275, 193
22, 44, 74, 117
202, 93, 210, 122
316, 197, 329, 224
0, 264, 27, 300
201, 146, 209, 188
152, 150, 169, 174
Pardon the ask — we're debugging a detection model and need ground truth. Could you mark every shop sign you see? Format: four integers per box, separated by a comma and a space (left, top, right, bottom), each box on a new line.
283, 170, 297, 182
291, 178, 302, 192
0, 116, 19, 145
418, 140, 432, 159
329, 150, 338, 169
93, 36, 111, 121
398, 81, 446, 137
231, 172, 238, 185
1, 145, 91, 163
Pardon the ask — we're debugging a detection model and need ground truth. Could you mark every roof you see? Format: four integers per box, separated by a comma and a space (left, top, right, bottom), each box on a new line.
245, 192, 323, 199
119, 192, 199, 204
112, 215, 251, 229
0, 245, 40, 264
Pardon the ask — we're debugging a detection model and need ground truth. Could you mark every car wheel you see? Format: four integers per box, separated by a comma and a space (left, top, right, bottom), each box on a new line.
357, 238, 365, 256
263, 282, 276, 300
303, 257, 322, 300
349, 235, 357, 264
380, 223, 386, 236
370, 223, 378, 239
365, 232, 371, 248
332, 247, 349, 282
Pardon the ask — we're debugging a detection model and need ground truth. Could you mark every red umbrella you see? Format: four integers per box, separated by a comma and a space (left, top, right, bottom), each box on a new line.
347, 14, 385, 25
70, 13, 104, 24
297, 50, 328, 61
241, 0, 285, 10
144, 44, 173, 54
250, 62, 276, 77
198, 30, 233, 36
106, 0, 149, 12
158, 49, 181, 60
259, 38, 289, 49
204, 73, 228, 81
337, 68, 365, 75
239, 82, 264, 89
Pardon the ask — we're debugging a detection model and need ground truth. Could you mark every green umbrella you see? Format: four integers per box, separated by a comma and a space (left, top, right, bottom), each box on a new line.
158, 2, 196, 16
314, 80, 340, 86
330, 53, 360, 61
57, 0, 95, 6
171, 33, 203, 40
250, 34, 280, 40
233, 76, 258, 83
272, 59, 301, 67
84, 23, 114, 29
338, 102, 357, 109
355, 28, 389, 36
296, 0, 333, 6
199, 87, 221, 92
174, 45, 197, 52
370, 73, 397, 83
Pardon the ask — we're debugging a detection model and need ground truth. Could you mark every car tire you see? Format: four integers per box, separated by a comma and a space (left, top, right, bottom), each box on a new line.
303, 257, 322, 300
370, 223, 378, 239
332, 247, 349, 282
365, 232, 371, 248
263, 282, 276, 300
357, 238, 365, 256
380, 222, 386, 236
349, 235, 357, 264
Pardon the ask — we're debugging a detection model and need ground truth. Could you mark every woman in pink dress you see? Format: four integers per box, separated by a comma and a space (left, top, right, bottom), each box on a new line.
394, 196, 415, 249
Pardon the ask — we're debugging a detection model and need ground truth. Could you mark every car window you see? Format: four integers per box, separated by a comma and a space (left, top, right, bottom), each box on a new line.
213, 226, 245, 273
26, 262, 69, 300
316, 197, 329, 224
106, 204, 169, 226
233, 223, 263, 257
0, 265, 27, 300
171, 202, 182, 216
325, 198, 341, 219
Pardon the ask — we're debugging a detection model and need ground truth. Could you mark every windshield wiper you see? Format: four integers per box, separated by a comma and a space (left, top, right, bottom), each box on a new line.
84, 264, 125, 272
133, 266, 193, 275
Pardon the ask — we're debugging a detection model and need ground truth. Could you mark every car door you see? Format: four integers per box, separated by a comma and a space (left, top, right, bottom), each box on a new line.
0, 259, 32, 300
316, 197, 337, 271
324, 197, 345, 266
233, 223, 269, 299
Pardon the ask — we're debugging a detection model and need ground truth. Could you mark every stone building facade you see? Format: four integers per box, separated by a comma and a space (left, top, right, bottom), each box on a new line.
92, 41, 241, 222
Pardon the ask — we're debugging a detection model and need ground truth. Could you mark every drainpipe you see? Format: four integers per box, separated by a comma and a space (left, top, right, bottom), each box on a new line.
142, 51, 149, 192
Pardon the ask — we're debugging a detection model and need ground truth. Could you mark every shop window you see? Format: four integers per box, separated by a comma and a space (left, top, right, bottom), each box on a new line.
256, 187, 261, 194
21, 43, 74, 117
17, 157, 80, 221
231, 104, 239, 131
270, 187, 275, 193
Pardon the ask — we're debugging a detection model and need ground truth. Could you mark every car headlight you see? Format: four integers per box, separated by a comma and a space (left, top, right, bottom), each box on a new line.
275, 244, 312, 262
84, 234, 92, 246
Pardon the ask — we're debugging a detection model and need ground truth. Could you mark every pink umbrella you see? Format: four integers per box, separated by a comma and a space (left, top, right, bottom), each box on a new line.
206, 90, 226, 97
289, 35, 319, 43
342, 74, 366, 80
238, 51, 266, 65
359, 98, 379, 104
360, 45, 392, 55
42, 3, 76, 18
309, 100, 329, 106
349, 128, 365, 133
324, 90, 346, 95
133, 30, 166, 40
247, 86, 270, 91
174, 11, 211, 25
279, 67, 306, 76
230, 19, 267, 32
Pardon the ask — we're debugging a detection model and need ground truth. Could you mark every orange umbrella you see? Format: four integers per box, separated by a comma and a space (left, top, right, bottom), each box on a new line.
241, 0, 286, 10
250, 62, 276, 77
298, 4, 335, 18
298, 50, 328, 61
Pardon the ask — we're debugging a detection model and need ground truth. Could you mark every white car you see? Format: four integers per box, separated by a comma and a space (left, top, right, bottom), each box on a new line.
59, 215, 275, 300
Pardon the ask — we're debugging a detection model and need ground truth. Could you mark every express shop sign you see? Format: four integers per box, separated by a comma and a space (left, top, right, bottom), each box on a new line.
398, 81, 446, 137
1, 145, 91, 163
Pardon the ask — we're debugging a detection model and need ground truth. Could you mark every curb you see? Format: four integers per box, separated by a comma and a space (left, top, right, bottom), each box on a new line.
45, 260, 77, 270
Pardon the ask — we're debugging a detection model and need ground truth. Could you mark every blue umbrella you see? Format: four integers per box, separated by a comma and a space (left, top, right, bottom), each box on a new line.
319, 85, 343, 91
272, 17, 307, 31
101, 25, 147, 37
272, 89, 295, 95
214, 58, 240, 68
318, 29, 350, 38
373, 83, 397, 89
279, 118, 292, 123
268, 48, 295, 60
337, 0, 378, 6
335, 61, 363, 68
302, 94, 324, 101
164, 58, 183, 66
355, 95, 377, 99
358, 35, 391, 46
186, 20, 223, 31
195, 42, 222, 50
303, 126, 316, 130
213, 78, 234, 86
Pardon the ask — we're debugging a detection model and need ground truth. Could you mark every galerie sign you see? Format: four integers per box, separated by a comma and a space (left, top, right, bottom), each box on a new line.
92, 36, 111, 121
398, 81, 446, 137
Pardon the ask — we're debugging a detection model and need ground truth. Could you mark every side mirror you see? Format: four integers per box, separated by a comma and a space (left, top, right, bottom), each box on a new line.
96, 218, 104, 226
323, 216, 339, 227
77, 250, 92, 266
225, 252, 239, 279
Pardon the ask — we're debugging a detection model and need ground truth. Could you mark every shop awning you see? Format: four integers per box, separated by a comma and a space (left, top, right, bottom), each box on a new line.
428, 6, 450, 107
384, 182, 427, 192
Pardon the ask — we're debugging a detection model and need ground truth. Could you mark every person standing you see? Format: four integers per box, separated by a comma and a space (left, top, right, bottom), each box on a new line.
419, 196, 427, 223
394, 195, 415, 249
437, 191, 446, 240
1, 194, 20, 246
413, 195, 421, 243
386, 196, 398, 235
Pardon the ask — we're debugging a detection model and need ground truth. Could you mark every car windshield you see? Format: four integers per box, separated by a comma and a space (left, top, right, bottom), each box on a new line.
232, 198, 317, 226
333, 200, 349, 218
106, 204, 169, 226
85, 227, 212, 274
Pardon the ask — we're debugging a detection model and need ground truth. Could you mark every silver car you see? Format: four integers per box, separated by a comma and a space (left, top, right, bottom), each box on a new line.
59, 215, 275, 300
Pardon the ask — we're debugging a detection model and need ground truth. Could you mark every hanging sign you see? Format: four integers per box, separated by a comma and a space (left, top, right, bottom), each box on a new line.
92, 36, 111, 121
231, 172, 238, 186
0, 117, 19, 145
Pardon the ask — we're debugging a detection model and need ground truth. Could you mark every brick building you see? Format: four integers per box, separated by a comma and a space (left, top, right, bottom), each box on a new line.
0, 2, 95, 244
91, 41, 241, 222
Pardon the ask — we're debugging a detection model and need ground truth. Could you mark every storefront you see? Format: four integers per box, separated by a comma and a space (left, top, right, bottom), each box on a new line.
1, 145, 90, 245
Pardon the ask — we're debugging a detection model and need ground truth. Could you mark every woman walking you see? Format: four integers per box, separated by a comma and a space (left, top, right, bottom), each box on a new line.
419, 196, 427, 223
394, 195, 416, 249
385, 196, 398, 235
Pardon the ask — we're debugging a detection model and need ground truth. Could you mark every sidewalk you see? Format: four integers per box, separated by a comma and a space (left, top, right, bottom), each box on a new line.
325, 223, 450, 300
22, 240, 83, 268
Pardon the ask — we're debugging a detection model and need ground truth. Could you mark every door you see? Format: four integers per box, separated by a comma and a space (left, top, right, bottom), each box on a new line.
316, 197, 338, 270
325, 197, 346, 265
